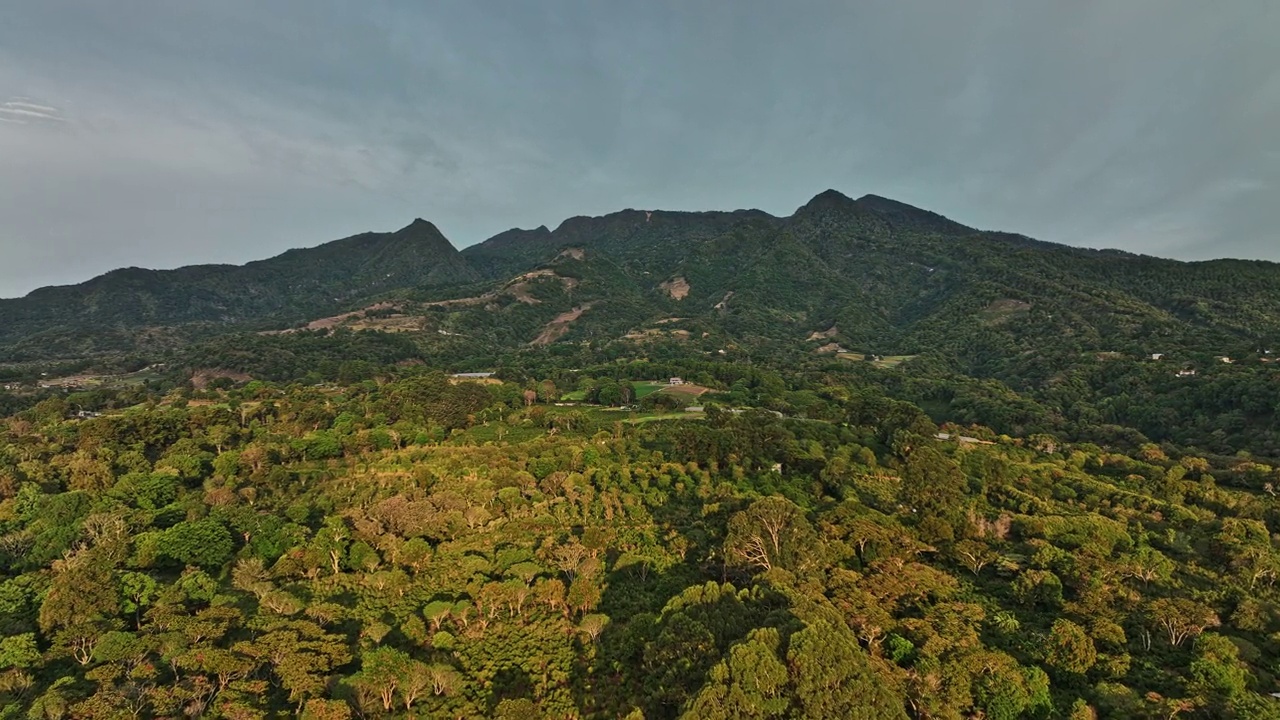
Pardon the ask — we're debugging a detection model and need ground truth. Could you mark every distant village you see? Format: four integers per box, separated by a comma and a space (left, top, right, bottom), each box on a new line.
0, 364, 169, 414
1144, 349, 1275, 377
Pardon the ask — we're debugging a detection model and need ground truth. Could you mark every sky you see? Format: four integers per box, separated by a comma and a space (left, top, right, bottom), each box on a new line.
1, 1, 1278, 298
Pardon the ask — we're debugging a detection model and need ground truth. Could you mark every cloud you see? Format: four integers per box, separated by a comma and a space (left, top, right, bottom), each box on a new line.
5, 100, 60, 114
0, 97, 64, 124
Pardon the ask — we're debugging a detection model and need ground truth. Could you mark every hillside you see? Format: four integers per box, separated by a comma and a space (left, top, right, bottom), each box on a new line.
10, 190, 1280, 457
6, 190, 1280, 367
0, 219, 476, 359
443, 189, 1280, 367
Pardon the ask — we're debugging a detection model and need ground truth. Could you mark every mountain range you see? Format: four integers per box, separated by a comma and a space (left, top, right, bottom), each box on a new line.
4, 189, 1280, 371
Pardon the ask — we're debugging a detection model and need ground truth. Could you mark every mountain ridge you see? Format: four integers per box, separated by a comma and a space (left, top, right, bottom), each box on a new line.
10, 190, 1250, 303
6, 189, 1280, 365
0, 217, 477, 357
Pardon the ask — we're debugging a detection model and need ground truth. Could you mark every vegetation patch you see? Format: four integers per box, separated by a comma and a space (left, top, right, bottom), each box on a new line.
872, 355, 917, 368
189, 368, 253, 390
979, 298, 1032, 324
659, 276, 691, 300
632, 381, 669, 399
531, 303, 594, 345
806, 325, 839, 341
660, 383, 711, 398
505, 269, 579, 305
836, 352, 917, 369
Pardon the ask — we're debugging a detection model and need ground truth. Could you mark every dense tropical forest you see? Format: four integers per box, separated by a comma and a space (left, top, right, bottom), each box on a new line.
2, 353, 1280, 718
5, 191, 1280, 717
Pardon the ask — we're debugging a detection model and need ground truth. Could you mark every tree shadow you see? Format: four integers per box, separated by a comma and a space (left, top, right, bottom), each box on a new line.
572, 550, 796, 719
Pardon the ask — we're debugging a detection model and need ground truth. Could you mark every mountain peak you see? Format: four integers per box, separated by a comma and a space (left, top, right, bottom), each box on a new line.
801, 188, 858, 210
854, 194, 973, 235
813, 188, 855, 203
855, 194, 928, 214
389, 218, 466, 254
789, 189, 974, 237
396, 217, 443, 236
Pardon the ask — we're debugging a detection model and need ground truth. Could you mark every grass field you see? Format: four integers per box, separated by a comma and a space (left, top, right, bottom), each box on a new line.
561, 383, 694, 402
836, 353, 918, 369
872, 355, 917, 368
661, 384, 709, 398
634, 381, 713, 399
624, 411, 705, 424
633, 382, 668, 399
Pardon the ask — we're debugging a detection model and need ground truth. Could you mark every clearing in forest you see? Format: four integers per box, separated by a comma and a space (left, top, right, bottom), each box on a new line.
531, 303, 593, 345
659, 383, 711, 398
807, 325, 839, 341
836, 352, 918, 369
978, 299, 1032, 324
632, 382, 668, 399
659, 276, 691, 300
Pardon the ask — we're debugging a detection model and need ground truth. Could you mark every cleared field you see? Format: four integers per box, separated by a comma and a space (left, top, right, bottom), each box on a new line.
633, 382, 668, 399
660, 383, 710, 398
836, 353, 918, 369
632, 381, 713, 399
447, 376, 502, 386
560, 383, 709, 404
978, 298, 1032, 324
873, 355, 917, 368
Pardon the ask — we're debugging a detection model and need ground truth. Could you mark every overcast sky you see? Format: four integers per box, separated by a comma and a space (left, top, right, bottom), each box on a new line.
1, 1, 1277, 298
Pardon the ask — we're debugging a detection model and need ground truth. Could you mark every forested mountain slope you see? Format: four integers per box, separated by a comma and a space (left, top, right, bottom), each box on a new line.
9, 190, 1280, 459
8, 189, 1280, 368
0, 219, 476, 358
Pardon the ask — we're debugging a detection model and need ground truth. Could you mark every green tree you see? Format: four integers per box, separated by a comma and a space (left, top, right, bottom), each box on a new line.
0, 633, 39, 669
119, 571, 158, 626
233, 618, 352, 711
1045, 619, 1097, 675
787, 620, 907, 719
682, 628, 790, 720
900, 445, 967, 543
724, 496, 820, 575
38, 554, 122, 664
157, 519, 235, 569
1187, 633, 1250, 706
354, 646, 412, 713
